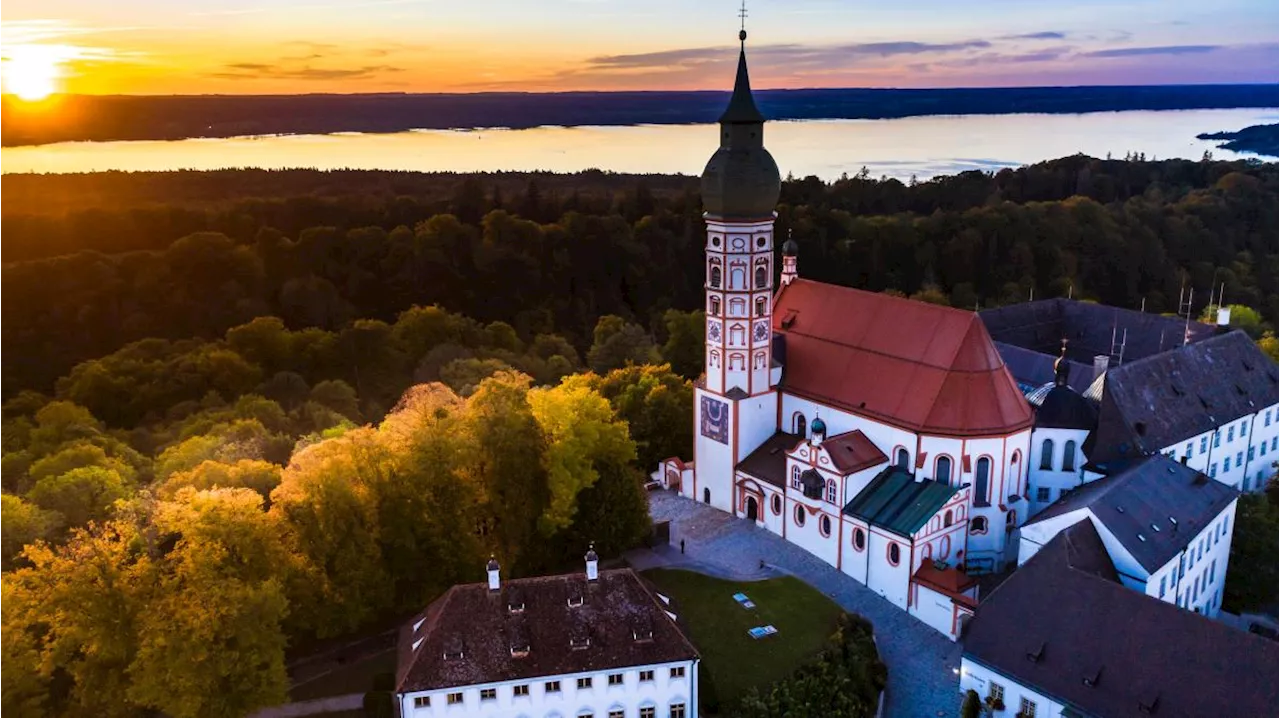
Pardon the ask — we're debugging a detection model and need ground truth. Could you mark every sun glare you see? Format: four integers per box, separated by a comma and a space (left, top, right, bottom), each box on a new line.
3, 45, 68, 101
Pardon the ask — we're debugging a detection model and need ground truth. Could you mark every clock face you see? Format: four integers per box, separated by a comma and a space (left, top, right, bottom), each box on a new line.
708, 321, 722, 342
754, 321, 770, 342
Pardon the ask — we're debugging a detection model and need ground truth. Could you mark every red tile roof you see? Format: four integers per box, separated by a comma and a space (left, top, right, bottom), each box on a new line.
773, 280, 1033, 437
913, 561, 979, 602
820, 430, 888, 474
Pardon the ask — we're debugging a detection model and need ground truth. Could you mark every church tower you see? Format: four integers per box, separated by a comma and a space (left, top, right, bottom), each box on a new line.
691, 26, 783, 514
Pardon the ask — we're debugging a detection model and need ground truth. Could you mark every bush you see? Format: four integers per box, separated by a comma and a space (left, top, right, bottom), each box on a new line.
961, 688, 982, 718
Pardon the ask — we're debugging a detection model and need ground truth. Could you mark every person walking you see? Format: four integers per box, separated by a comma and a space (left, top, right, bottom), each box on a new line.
680, 539, 686, 554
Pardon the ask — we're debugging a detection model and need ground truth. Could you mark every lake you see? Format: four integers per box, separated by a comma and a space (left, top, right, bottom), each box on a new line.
2, 108, 1275, 181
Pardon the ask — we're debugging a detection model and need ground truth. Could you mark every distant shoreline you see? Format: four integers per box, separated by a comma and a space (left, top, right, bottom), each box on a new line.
3, 84, 1277, 147
1196, 124, 1279, 157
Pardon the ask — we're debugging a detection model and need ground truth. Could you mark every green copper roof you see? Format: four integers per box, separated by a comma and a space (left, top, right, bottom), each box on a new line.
718, 41, 765, 124
843, 468, 959, 537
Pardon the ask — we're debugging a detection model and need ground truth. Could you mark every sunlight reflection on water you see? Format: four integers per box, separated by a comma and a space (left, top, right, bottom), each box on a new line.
2, 109, 1275, 181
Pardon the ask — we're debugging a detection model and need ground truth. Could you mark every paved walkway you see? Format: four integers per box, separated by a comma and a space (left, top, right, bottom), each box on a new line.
634, 490, 962, 718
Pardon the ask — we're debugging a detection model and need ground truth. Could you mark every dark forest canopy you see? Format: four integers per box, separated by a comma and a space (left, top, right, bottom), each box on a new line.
3, 156, 1277, 398
3, 84, 1276, 146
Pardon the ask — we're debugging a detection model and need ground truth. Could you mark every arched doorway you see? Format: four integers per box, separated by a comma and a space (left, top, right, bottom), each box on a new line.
703, 488, 711, 504
745, 496, 759, 522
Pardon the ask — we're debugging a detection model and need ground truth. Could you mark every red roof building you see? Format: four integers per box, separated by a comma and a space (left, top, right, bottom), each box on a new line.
773, 279, 1033, 437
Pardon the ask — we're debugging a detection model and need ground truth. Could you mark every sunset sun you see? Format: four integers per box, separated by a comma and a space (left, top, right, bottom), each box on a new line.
3, 45, 65, 100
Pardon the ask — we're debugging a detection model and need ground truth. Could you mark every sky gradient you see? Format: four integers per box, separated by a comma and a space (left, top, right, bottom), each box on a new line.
2, 0, 1277, 95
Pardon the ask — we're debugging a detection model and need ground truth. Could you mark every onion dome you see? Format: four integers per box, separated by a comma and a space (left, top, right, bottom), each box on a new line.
486, 556, 500, 571
585, 543, 598, 562
700, 30, 781, 220
810, 416, 827, 435
782, 234, 799, 256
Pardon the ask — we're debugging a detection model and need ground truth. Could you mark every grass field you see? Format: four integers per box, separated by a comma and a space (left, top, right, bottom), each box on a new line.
642, 569, 844, 708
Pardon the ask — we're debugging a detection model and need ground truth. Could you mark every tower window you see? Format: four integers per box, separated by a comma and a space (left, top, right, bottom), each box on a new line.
710, 266, 722, 288
755, 266, 767, 289
1063, 441, 1077, 472
709, 297, 721, 316
793, 413, 807, 436
935, 455, 953, 484
755, 297, 766, 317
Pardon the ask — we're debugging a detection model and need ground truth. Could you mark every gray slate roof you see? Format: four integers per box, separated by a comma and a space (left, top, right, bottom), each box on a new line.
1026, 455, 1237, 572
997, 341, 1096, 394
965, 520, 1278, 718
981, 298, 1215, 369
1027, 382, 1099, 430
1087, 330, 1278, 462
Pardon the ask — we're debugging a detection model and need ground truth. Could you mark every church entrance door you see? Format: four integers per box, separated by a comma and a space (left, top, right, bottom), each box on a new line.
745, 496, 759, 522
703, 488, 711, 504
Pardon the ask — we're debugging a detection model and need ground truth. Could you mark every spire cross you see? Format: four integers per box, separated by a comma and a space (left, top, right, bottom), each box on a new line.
738, 1, 748, 34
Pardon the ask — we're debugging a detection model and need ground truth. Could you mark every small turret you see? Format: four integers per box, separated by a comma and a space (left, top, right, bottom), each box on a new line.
810, 415, 827, 443
1054, 339, 1070, 387
780, 229, 799, 286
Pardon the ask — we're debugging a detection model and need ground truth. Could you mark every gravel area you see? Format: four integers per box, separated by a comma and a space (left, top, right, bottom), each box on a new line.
638, 490, 963, 718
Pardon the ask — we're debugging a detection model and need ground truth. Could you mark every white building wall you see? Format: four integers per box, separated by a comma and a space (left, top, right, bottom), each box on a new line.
959, 657, 1065, 718
1179, 404, 1280, 493
866, 528, 911, 609
1026, 427, 1090, 517
400, 658, 698, 718
1167, 499, 1237, 618
782, 492, 840, 569
1017, 508, 1091, 567
733, 392, 779, 465
692, 387, 735, 513
841, 518, 871, 584
910, 584, 964, 641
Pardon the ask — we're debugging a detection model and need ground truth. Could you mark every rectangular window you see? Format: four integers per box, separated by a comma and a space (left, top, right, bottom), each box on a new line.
1241, 420, 1248, 434
577, 677, 592, 690
1159, 575, 1166, 597
1036, 487, 1050, 502
514, 684, 529, 697
607, 673, 624, 686
1179, 555, 1185, 579
1209, 463, 1217, 478
1200, 436, 1208, 454
609, 712, 625, 718
1214, 430, 1221, 448
1237, 452, 1244, 468
1020, 697, 1038, 717
1185, 442, 1193, 458
1272, 437, 1277, 451
989, 682, 1004, 701
1263, 441, 1268, 456
1193, 578, 1199, 602
670, 666, 686, 678
480, 688, 496, 701
1210, 559, 1217, 584
447, 693, 463, 705
545, 681, 561, 693
1248, 446, 1256, 461
639, 670, 655, 682
640, 708, 656, 718
1228, 426, 1235, 442
671, 704, 687, 718
413, 696, 430, 708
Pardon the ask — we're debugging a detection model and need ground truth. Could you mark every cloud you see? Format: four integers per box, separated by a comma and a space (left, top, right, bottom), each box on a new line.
585, 39, 993, 73
189, 0, 427, 16
1081, 45, 1220, 58
1001, 31, 1067, 40
211, 62, 404, 80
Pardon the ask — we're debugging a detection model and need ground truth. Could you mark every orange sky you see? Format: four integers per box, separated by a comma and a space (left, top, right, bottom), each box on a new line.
2, 1, 1277, 96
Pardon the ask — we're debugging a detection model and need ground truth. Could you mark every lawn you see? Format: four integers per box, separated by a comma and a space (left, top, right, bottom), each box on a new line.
642, 569, 845, 710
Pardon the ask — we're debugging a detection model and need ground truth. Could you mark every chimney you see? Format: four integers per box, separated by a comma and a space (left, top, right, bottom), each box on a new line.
1216, 306, 1232, 334
1093, 355, 1109, 382
487, 556, 501, 592
585, 543, 599, 582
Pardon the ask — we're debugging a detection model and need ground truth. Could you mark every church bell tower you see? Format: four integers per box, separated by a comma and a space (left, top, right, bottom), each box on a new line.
691, 24, 783, 514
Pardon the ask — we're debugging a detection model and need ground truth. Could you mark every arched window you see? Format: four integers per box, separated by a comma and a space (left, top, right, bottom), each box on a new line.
794, 505, 806, 527
794, 413, 807, 437
1006, 509, 1017, 532
826, 480, 838, 504
820, 515, 832, 537
728, 353, 745, 370
887, 543, 901, 566
729, 324, 745, 345
970, 516, 988, 534
709, 350, 720, 368
710, 266, 722, 288
940, 535, 951, 559
729, 297, 746, 316
975, 457, 991, 505
935, 455, 953, 484
944, 510, 953, 528
755, 297, 767, 317
731, 267, 746, 289
895, 448, 910, 470
921, 542, 932, 561
1063, 440, 1077, 472
754, 266, 767, 289
771, 494, 782, 515
709, 296, 721, 316
853, 528, 866, 551
753, 352, 767, 369
1040, 439, 1055, 471
790, 466, 801, 489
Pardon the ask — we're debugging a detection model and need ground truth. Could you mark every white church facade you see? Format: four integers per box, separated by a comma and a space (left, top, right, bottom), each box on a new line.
660, 30, 1034, 640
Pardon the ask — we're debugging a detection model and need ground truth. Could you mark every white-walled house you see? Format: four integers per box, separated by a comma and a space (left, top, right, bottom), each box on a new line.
396, 558, 699, 718
1023, 357, 1097, 518
1018, 454, 1237, 617
962, 521, 1278, 717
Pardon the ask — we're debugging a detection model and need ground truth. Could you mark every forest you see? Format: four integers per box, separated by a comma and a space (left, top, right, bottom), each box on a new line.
1, 155, 1277, 717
